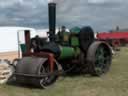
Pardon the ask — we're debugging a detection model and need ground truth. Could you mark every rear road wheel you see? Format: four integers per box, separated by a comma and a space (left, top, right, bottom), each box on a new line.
87, 41, 112, 76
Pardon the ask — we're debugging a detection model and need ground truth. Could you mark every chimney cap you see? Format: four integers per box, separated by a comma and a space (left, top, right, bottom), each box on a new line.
48, 0, 54, 3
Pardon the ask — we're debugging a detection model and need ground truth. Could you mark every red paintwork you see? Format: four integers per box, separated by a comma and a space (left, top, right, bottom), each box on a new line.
97, 32, 128, 42
23, 52, 55, 72
23, 30, 55, 72
24, 30, 31, 53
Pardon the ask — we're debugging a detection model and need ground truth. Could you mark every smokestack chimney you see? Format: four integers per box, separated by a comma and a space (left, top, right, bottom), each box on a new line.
48, 2, 56, 42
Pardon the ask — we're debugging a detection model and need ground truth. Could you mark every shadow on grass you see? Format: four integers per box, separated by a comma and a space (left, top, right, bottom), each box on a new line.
7, 71, 100, 89
7, 76, 43, 89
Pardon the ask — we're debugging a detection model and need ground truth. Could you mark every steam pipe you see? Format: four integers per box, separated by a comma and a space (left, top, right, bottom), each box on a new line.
48, 2, 56, 42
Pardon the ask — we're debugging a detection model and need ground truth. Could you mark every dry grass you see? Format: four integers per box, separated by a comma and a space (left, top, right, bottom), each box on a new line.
0, 48, 128, 96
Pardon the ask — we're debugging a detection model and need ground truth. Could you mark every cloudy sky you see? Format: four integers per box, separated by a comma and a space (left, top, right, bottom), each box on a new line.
0, 0, 128, 31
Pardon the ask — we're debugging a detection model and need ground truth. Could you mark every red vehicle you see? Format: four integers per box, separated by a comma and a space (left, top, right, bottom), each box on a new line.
97, 32, 128, 48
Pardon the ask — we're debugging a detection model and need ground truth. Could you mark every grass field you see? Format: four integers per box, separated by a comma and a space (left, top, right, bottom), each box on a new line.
0, 47, 128, 96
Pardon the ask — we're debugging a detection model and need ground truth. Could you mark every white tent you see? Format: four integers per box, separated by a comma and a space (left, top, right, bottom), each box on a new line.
0, 27, 36, 52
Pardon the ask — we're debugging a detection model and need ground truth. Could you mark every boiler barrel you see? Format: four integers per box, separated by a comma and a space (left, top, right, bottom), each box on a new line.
59, 46, 75, 59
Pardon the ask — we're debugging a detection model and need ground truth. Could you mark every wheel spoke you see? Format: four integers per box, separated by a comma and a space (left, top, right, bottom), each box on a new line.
95, 45, 111, 74
39, 61, 58, 88
96, 46, 105, 68
87, 41, 112, 76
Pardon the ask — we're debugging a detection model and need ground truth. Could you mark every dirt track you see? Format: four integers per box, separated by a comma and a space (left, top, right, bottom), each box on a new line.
0, 51, 18, 61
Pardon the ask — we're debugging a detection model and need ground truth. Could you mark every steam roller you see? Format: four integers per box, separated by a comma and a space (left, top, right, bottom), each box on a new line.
15, 1, 112, 88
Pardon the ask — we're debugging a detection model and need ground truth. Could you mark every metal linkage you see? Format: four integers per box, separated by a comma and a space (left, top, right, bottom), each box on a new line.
23, 52, 55, 72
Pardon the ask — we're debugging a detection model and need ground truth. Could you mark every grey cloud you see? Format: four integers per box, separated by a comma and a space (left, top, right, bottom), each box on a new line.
55, 0, 128, 31
0, 0, 48, 28
0, 0, 128, 31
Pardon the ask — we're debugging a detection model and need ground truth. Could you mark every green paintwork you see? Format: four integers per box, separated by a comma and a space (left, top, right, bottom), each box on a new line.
70, 26, 80, 47
70, 27, 81, 33
20, 44, 26, 53
59, 46, 75, 59
71, 36, 79, 47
